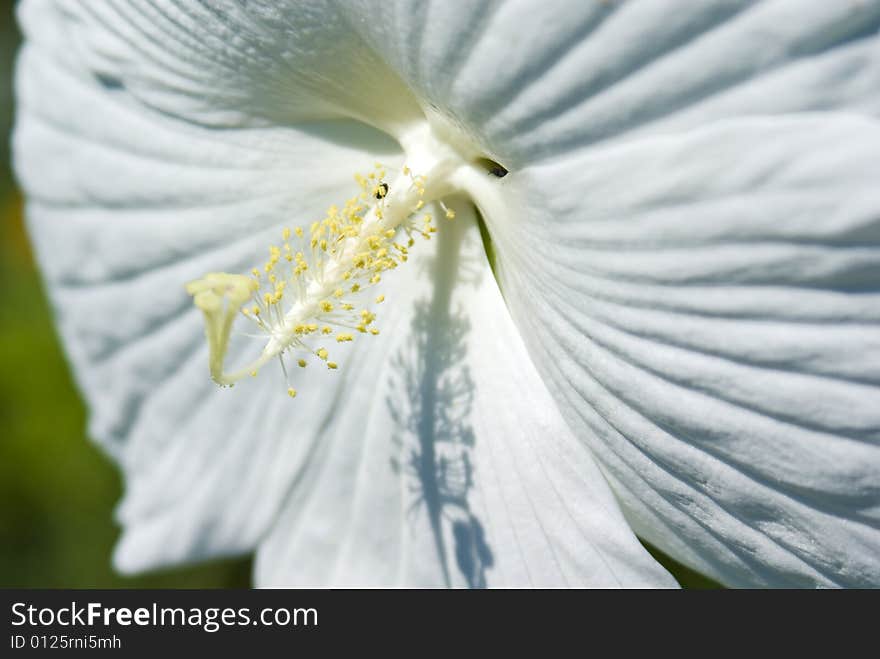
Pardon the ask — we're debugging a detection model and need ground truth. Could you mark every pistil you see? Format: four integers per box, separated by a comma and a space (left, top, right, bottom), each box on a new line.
186, 155, 462, 391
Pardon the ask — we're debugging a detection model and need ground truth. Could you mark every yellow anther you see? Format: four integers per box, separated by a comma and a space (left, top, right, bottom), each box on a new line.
445, 208, 456, 220
188, 163, 443, 396
287, 387, 297, 398
250, 370, 258, 377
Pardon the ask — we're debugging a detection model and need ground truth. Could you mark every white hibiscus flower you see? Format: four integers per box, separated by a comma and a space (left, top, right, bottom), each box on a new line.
13, 0, 880, 588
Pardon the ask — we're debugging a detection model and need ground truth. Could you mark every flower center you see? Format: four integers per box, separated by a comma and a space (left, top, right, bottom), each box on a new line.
186, 125, 474, 398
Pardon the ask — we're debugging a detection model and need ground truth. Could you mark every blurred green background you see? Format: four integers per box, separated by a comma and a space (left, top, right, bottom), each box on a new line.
0, 4, 717, 589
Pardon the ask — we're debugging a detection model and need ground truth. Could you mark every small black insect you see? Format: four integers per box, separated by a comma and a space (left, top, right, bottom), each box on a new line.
488, 165, 508, 178
374, 182, 389, 199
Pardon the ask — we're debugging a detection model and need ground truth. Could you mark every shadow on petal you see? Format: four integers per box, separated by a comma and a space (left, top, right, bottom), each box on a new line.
386, 213, 494, 588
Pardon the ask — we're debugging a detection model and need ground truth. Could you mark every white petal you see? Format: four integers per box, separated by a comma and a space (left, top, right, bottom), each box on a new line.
17, 0, 422, 131
255, 206, 676, 587
340, 0, 880, 164
479, 114, 880, 587
13, 3, 406, 571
